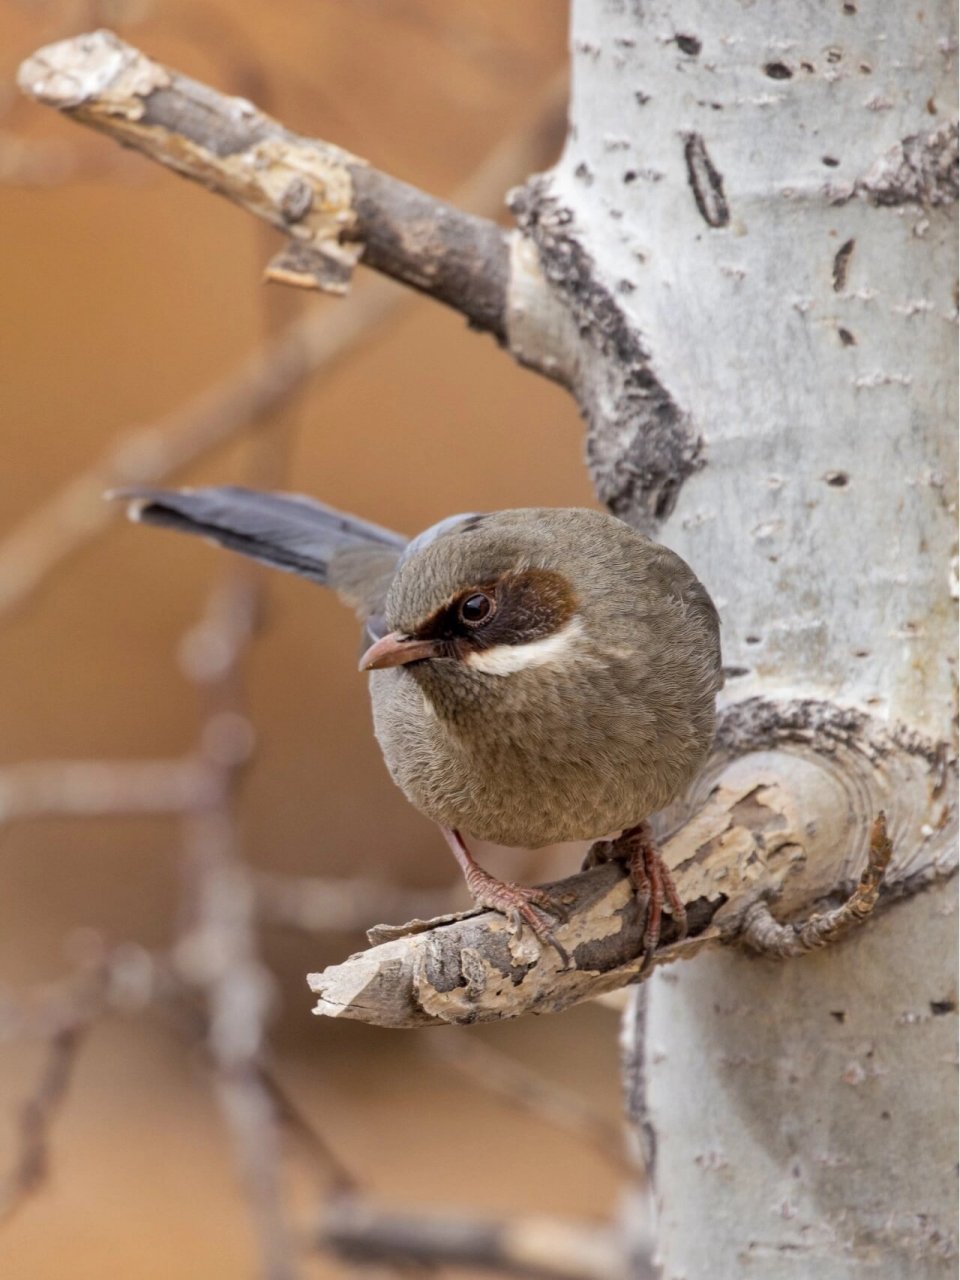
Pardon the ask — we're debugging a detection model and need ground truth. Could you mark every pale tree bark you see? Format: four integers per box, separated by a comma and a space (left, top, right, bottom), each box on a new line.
17, 8, 958, 1278
542, 4, 957, 1277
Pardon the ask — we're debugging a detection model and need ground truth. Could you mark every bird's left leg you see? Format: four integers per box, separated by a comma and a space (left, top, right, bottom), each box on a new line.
441, 828, 570, 965
583, 820, 687, 968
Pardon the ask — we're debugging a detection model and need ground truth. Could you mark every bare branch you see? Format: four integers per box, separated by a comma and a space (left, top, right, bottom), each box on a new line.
309, 863, 710, 1029
255, 1066, 358, 1198
0, 1027, 85, 1223
0, 279, 396, 619
255, 871, 454, 936
425, 1034, 634, 1176
317, 1199, 634, 1280
18, 31, 514, 333
0, 71, 565, 621
0, 757, 217, 822
739, 811, 894, 958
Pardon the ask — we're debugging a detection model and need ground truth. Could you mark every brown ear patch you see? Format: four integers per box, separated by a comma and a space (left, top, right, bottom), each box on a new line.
479, 568, 578, 649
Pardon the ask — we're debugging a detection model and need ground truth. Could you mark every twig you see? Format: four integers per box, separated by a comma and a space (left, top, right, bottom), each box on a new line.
0, 1027, 86, 1224
0, 280, 395, 619
0, 948, 129, 1223
317, 1199, 631, 1280
255, 1066, 358, 1198
739, 810, 894, 958
425, 1034, 634, 1176
174, 761, 296, 1280
18, 31, 511, 331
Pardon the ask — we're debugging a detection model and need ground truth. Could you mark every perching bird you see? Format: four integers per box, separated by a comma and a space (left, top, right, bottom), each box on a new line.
122, 488, 722, 964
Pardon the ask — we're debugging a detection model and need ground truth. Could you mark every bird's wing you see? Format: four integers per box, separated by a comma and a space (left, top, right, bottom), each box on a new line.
120, 486, 407, 619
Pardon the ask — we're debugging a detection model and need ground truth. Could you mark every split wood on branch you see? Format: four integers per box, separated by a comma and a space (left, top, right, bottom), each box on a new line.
18, 31, 512, 334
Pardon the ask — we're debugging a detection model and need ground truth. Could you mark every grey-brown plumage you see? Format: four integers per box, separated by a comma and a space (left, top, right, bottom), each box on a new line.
372, 507, 721, 847
123, 487, 722, 955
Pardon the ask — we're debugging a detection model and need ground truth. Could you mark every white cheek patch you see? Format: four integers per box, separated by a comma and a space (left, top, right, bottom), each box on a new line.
464, 616, 585, 677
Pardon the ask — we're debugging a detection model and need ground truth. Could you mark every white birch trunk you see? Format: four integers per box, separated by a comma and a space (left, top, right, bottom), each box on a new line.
532, 3, 958, 1276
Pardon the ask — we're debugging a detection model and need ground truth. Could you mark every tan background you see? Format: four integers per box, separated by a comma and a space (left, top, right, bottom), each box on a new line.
0, 2, 628, 1277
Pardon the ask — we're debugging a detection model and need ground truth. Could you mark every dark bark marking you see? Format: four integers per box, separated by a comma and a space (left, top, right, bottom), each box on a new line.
832, 238, 855, 292
838, 327, 856, 346
712, 696, 953, 774
279, 177, 313, 224
266, 240, 353, 293
764, 61, 793, 80
509, 176, 704, 529
683, 133, 730, 228
674, 34, 702, 56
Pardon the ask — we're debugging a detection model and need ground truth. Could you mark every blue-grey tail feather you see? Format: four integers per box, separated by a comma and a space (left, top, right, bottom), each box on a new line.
120, 486, 407, 585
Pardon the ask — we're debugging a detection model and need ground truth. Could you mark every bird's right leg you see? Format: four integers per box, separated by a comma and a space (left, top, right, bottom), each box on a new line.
583, 821, 687, 969
441, 827, 570, 965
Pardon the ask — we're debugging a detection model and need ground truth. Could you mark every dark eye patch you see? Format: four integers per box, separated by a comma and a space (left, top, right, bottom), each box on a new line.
413, 569, 577, 651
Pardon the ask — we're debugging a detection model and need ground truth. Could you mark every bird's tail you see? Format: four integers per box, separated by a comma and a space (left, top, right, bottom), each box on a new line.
118, 486, 407, 586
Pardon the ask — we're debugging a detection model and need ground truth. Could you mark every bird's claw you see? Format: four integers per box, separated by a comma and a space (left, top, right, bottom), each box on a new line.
469, 878, 571, 968
627, 824, 687, 972
589, 821, 688, 973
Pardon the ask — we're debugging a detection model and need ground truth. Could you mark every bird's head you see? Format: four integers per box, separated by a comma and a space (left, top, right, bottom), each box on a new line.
358, 510, 610, 686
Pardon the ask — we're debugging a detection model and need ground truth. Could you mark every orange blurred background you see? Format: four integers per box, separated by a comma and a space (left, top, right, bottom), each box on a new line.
0, 3, 628, 1276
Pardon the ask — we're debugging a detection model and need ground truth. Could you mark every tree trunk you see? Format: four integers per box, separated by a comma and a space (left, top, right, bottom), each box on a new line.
538, 3, 957, 1275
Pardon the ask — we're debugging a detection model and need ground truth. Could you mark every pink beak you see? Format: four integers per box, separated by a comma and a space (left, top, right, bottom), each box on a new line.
358, 630, 441, 672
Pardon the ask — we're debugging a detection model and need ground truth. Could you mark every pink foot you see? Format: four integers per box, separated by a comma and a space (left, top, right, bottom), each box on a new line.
442, 828, 570, 967
585, 821, 687, 970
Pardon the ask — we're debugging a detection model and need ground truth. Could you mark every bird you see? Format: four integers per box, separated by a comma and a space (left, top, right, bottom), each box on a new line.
121, 487, 722, 966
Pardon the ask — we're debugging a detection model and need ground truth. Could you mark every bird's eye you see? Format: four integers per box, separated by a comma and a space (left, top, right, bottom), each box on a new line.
459, 592, 494, 625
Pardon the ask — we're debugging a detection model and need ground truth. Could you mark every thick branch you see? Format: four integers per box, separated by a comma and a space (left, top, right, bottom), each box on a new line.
309, 862, 711, 1029
18, 31, 510, 334
309, 701, 957, 1028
